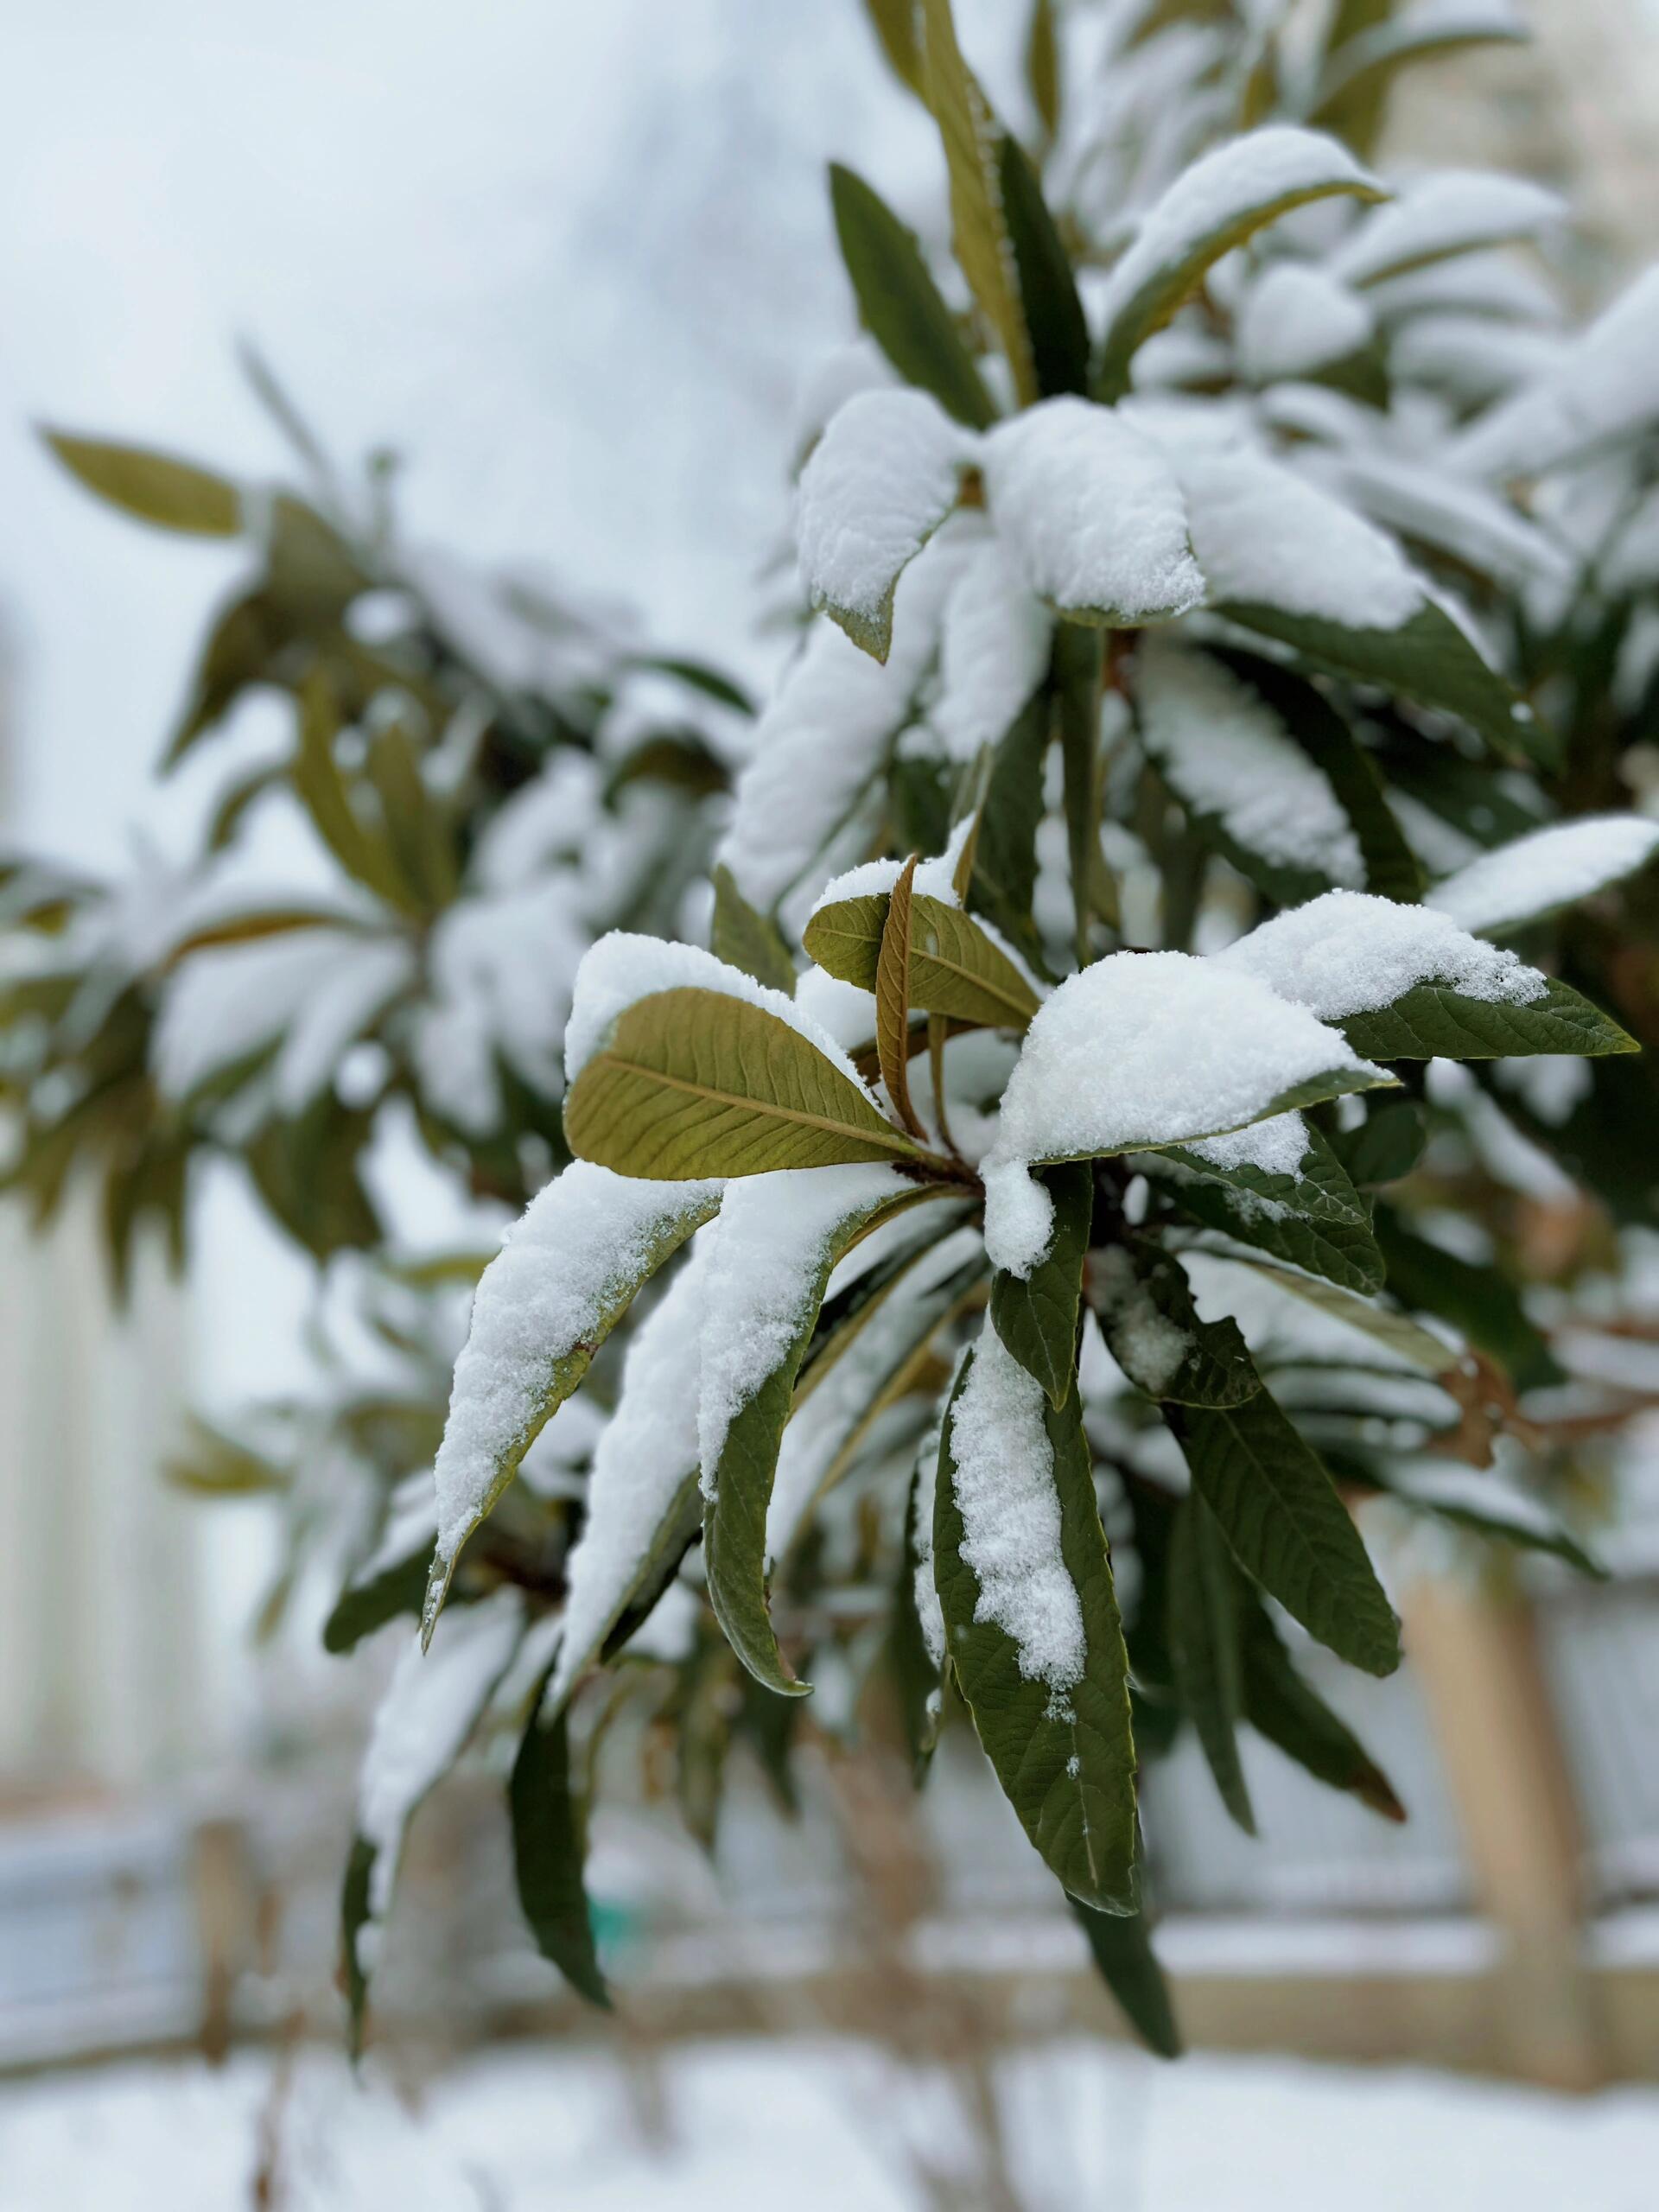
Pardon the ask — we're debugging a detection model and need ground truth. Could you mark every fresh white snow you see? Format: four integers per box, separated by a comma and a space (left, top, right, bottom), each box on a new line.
1090, 1245, 1194, 1396
910, 1416, 946, 1670
981, 397, 1205, 622
1331, 171, 1564, 289
431, 1164, 719, 1567
1426, 816, 1659, 934
796, 388, 972, 643
949, 1322, 1085, 1691
1236, 263, 1373, 384
1217, 889, 1549, 1016
1135, 636, 1366, 886
1457, 262, 1659, 478
931, 526, 1055, 760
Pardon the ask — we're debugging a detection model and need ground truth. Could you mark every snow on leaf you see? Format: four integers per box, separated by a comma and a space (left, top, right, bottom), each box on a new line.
154, 929, 405, 1104
544, 1233, 716, 1714
982, 397, 1204, 625
1303, 449, 1573, 595
1457, 263, 1659, 480
1095, 127, 1384, 391
931, 527, 1054, 761
1134, 635, 1365, 899
1331, 170, 1565, 289
982, 950, 1390, 1273
1236, 264, 1373, 385
1425, 816, 1659, 936
345, 1591, 525, 2037
796, 388, 976, 661
425, 1163, 721, 1633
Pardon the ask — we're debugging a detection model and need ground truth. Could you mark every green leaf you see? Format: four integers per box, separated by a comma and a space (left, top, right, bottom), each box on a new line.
1310, 13, 1528, 146
997, 134, 1089, 398
1165, 1386, 1402, 1676
1027, 0, 1061, 141
510, 1690, 611, 2009
1357, 1460, 1606, 1579
1224, 1250, 1461, 1375
829, 162, 997, 430
291, 672, 423, 916
892, 1432, 947, 1780
991, 1160, 1093, 1407
805, 889, 1041, 1031
1373, 1210, 1562, 1391
919, 0, 1038, 406
1338, 973, 1637, 1062
1168, 1494, 1255, 1833
1094, 148, 1385, 398
703, 1183, 950, 1696
1240, 1602, 1406, 1821
967, 689, 1050, 955
564, 987, 933, 1179
423, 1171, 719, 1641
1219, 599, 1555, 768
1215, 650, 1425, 903
1092, 1241, 1262, 1408
1147, 1131, 1386, 1296
1332, 1098, 1426, 1187
711, 865, 796, 995
936, 1344, 1139, 1912
324, 1541, 431, 1655
1071, 1899, 1183, 2058
861, 0, 926, 95
876, 855, 926, 1139
43, 429, 241, 536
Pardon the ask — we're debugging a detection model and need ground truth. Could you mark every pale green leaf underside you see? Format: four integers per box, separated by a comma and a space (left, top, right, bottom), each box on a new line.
805, 890, 1042, 1029
44, 429, 242, 536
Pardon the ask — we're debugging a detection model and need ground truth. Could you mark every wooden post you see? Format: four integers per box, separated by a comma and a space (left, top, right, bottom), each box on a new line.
1402, 1576, 1606, 2089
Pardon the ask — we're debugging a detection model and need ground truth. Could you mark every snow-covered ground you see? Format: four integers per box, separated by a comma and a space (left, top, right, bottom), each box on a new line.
5, 2038, 1659, 2211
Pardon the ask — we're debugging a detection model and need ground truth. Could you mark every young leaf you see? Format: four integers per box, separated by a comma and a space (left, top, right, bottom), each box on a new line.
1167, 1494, 1255, 1834
990, 1159, 1093, 1407
510, 1688, 611, 2008
1071, 1900, 1183, 2058
876, 855, 925, 1138
425, 1166, 721, 1640
563, 987, 932, 1178
829, 162, 997, 429
997, 133, 1089, 397
1165, 1386, 1402, 1676
804, 887, 1042, 1029
711, 864, 796, 995
700, 1171, 949, 1695
42, 429, 242, 536
918, 0, 1038, 405
1094, 129, 1386, 397
936, 1329, 1139, 1912
1240, 1603, 1406, 1821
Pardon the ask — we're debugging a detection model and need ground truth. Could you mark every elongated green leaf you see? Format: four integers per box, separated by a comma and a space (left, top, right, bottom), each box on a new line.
565, 987, 931, 1178
425, 1167, 720, 1641
1071, 1899, 1183, 2058
1357, 1459, 1605, 1578
829, 163, 997, 429
511, 1689, 611, 2008
920, 0, 1037, 405
1155, 1121, 1369, 1228
1091, 1242, 1261, 1408
43, 429, 241, 536
1332, 1097, 1426, 1188
703, 1179, 950, 1696
1226, 1250, 1460, 1374
862, 0, 925, 94
711, 864, 795, 995
1168, 1494, 1255, 1833
1374, 1210, 1561, 1390
997, 133, 1089, 397
1027, 0, 1061, 140
991, 1160, 1092, 1407
1311, 13, 1528, 144
936, 1336, 1139, 1911
968, 688, 1050, 956
1240, 1603, 1406, 1821
893, 1433, 947, 1779
1165, 1387, 1402, 1675
1095, 135, 1385, 397
324, 1541, 431, 1655
877, 856, 925, 1138
805, 890, 1041, 1030
1222, 599, 1554, 767
1147, 1132, 1386, 1295
1338, 973, 1637, 1062
292, 673, 423, 915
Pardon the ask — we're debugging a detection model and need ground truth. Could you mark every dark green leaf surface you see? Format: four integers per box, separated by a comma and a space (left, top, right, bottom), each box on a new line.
1240, 1605, 1406, 1821
990, 1160, 1093, 1406
511, 1694, 611, 2008
1072, 1899, 1183, 2058
1167, 1494, 1255, 1833
829, 163, 997, 429
712, 865, 796, 995
997, 133, 1089, 398
1338, 974, 1637, 1062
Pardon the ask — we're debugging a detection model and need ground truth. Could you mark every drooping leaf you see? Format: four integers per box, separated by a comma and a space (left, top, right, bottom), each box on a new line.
510, 1688, 611, 2008
711, 864, 796, 995
1071, 1898, 1183, 2058
1094, 129, 1386, 397
936, 1332, 1139, 1912
1239, 1602, 1405, 1821
829, 162, 997, 429
291, 672, 423, 916
564, 987, 931, 1179
43, 429, 242, 536
1332, 1097, 1427, 1188
324, 1541, 432, 1655
990, 1159, 1092, 1408
997, 133, 1089, 397
1358, 1459, 1607, 1579
424, 1166, 721, 1640
1167, 1493, 1255, 1833
1091, 1241, 1261, 1408
919, 0, 1038, 406
1164, 1386, 1402, 1676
